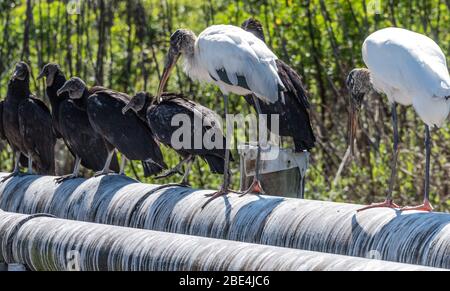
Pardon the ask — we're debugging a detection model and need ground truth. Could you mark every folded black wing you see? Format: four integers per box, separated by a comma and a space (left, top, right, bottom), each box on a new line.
87, 91, 166, 171
0, 101, 5, 140
18, 97, 56, 174
59, 99, 119, 172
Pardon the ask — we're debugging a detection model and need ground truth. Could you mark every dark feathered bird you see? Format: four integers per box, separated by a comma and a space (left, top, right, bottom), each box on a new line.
1, 100, 29, 168
37, 63, 119, 182
0, 100, 5, 141
122, 92, 231, 185
241, 18, 316, 152
1, 61, 56, 181
58, 77, 167, 177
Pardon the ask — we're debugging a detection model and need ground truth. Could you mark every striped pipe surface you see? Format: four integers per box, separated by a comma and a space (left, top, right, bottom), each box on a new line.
0, 210, 443, 271
0, 173, 449, 268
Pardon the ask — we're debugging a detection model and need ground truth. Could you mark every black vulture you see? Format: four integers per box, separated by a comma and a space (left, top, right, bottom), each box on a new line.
37, 63, 119, 182
57, 77, 167, 177
0, 100, 5, 140
241, 18, 316, 152
1, 61, 56, 181
1, 100, 29, 169
122, 92, 231, 185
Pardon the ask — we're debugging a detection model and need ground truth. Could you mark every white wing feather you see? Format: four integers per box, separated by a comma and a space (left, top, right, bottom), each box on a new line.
194, 25, 285, 103
363, 27, 450, 127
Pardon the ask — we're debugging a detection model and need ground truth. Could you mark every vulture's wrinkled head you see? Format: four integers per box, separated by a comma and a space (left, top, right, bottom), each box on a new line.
37, 63, 63, 87
12, 61, 30, 82
57, 77, 87, 100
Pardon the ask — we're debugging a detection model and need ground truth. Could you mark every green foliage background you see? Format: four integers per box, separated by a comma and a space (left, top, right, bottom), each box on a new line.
0, 0, 449, 211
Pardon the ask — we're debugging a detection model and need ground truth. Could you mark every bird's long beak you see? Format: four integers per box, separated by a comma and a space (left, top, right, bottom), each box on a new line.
36, 70, 45, 80
12, 69, 25, 81
348, 94, 363, 156
157, 47, 180, 103
57, 82, 70, 96
11, 71, 18, 81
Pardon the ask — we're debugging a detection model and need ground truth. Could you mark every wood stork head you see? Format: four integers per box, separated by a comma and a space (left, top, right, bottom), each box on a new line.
37, 63, 63, 87
157, 29, 196, 101
346, 68, 371, 155
11, 61, 31, 82
241, 18, 265, 42
122, 91, 151, 115
57, 77, 87, 100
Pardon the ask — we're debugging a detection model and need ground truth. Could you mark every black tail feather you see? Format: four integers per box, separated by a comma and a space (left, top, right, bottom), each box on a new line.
292, 103, 316, 152
203, 155, 226, 174
293, 123, 316, 152
142, 160, 166, 177
36, 160, 56, 175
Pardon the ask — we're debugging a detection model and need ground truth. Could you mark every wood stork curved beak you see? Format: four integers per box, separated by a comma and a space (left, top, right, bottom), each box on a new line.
349, 92, 363, 156
157, 47, 180, 103
346, 69, 367, 156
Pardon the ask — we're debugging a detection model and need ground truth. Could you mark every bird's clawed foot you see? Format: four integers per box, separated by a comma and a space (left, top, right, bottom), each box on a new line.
179, 180, 191, 187
94, 170, 115, 177
202, 188, 228, 209
1, 171, 22, 183
357, 199, 400, 212
202, 187, 240, 209
154, 167, 184, 180
54, 174, 78, 184
400, 199, 433, 212
240, 178, 265, 197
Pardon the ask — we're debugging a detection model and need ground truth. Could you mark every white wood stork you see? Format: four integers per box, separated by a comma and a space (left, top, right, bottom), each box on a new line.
347, 27, 450, 212
157, 25, 286, 206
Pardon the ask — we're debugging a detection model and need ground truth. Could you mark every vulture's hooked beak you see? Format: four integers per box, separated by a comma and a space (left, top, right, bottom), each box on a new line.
12, 68, 26, 81
36, 70, 45, 81
122, 102, 133, 115
157, 47, 180, 103
123, 93, 147, 114
57, 82, 71, 97
348, 93, 363, 156
37, 69, 54, 87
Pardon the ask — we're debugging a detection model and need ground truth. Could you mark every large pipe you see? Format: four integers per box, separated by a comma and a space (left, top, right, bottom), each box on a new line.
0, 210, 442, 271
0, 173, 449, 269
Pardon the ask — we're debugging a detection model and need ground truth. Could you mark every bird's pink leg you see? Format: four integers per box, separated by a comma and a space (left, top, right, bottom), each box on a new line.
357, 199, 400, 212
400, 199, 433, 212
203, 182, 241, 208
202, 189, 227, 209
358, 103, 402, 213
241, 178, 265, 196
202, 94, 240, 208
241, 95, 266, 196
401, 126, 433, 212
